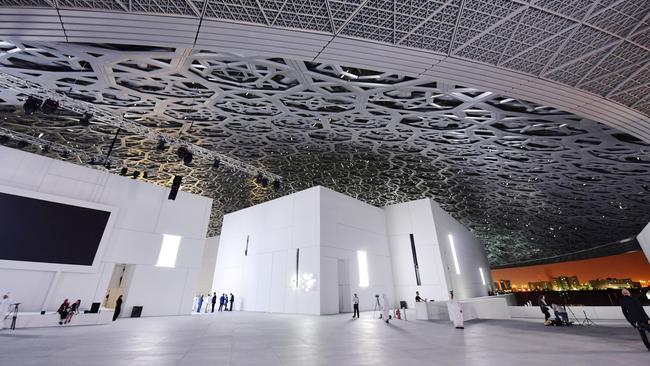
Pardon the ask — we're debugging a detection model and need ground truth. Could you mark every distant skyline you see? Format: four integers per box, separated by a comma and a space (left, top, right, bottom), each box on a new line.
491, 251, 650, 289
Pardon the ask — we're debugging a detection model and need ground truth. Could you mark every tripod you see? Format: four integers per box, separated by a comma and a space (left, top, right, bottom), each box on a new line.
372, 296, 381, 319
8, 303, 20, 330
581, 310, 595, 326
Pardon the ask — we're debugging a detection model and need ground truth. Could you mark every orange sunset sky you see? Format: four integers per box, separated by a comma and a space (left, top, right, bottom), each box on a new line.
491, 251, 650, 288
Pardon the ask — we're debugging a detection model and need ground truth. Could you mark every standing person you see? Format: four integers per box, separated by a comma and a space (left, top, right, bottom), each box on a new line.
197, 294, 204, 313
218, 294, 225, 312
0, 293, 10, 330
229, 293, 234, 311
204, 293, 211, 313
113, 295, 123, 321
539, 295, 551, 322
211, 292, 217, 313
223, 293, 228, 311
352, 294, 360, 318
381, 293, 390, 324
57, 299, 70, 325
448, 291, 464, 329
620, 288, 650, 350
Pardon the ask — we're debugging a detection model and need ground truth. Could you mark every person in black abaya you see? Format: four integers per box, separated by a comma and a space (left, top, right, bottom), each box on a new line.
113, 295, 123, 321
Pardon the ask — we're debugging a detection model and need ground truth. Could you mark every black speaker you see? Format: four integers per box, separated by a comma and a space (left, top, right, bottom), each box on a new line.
131, 306, 143, 318
168, 175, 182, 200
90, 302, 100, 313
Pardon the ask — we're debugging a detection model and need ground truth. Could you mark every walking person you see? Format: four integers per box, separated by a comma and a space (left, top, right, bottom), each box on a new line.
211, 292, 217, 313
229, 293, 234, 311
113, 295, 123, 321
448, 291, 464, 329
352, 294, 360, 318
381, 293, 390, 324
620, 288, 650, 350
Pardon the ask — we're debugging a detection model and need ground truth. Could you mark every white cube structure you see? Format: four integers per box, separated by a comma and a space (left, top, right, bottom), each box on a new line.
213, 186, 492, 315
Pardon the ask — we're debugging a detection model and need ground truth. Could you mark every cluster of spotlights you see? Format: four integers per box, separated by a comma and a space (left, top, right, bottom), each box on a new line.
23, 96, 92, 126
120, 167, 148, 180
255, 173, 281, 192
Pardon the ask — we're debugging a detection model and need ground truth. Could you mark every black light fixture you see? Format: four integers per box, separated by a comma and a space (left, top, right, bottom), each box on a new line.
41, 99, 59, 114
23, 96, 41, 115
79, 112, 92, 126
156, 139, 166, 151
119, 167, 128, 176
212, 158, 220, 169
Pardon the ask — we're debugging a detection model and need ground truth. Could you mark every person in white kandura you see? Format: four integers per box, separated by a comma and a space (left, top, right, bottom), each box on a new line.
448, 291, 464, 329
381, 293, 390, 324
0, 292, 10, 330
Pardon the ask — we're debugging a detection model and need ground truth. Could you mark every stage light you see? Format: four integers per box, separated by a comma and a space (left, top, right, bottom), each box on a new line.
23, 96, 41, 115
357, 250, 369, 287
212, 158, 220, 169
41, 99, 59, 114
119, 167, 128, 176
156, 234, 182, 268
79, 112, 92, 126
177, 146, 192, 165
449, 234, 460, 275
156, 139, 166, 151
132, 171, 140, 179
272, 180, 281, 192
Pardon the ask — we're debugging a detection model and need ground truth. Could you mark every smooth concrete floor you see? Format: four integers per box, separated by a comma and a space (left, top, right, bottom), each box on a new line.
0, 311, 648, 366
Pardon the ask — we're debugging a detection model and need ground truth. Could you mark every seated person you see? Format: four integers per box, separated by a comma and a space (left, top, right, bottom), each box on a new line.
415, 291, 423, 302
552, 304, 569, 324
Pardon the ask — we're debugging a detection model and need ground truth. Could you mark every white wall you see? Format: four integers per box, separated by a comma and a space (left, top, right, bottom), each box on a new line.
212, 187, 321, 314
215, 186, 491, 315
319, 187, 395, 313
0, 146, 212, 317
196, 235, 219, 295
638, 222, 650, 264
430, 202, 492, 300
385, 199, 450, 308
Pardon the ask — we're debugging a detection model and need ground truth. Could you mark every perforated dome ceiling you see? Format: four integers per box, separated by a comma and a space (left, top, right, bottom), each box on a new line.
0, 40, 648, 266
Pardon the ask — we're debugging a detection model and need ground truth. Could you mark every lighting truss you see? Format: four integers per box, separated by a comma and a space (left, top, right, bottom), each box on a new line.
0, 126, 121, 170
0, 71, 282, 181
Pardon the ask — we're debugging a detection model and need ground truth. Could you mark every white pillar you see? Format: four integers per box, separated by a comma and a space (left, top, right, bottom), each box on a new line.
638, 222, 650, 263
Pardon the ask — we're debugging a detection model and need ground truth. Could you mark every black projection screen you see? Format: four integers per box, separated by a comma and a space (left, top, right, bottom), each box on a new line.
0, 192, 111, 265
